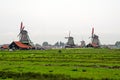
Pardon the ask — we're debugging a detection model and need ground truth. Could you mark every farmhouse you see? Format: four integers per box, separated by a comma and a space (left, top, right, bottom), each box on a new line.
0, 44, 9, 49
9, 41, 32, 50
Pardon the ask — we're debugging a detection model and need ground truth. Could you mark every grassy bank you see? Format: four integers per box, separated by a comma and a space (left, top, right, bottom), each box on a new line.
0, 48, 120, 80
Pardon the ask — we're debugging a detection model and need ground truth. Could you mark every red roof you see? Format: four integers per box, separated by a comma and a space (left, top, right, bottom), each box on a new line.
14, 41, 32, 49
1, 44, 9, 49
90, 43, 98, 47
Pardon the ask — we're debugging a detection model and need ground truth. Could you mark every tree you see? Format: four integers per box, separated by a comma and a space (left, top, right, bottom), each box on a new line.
60, 41, 65, 46
54, 42, 59, 47
42, 42, 49, 46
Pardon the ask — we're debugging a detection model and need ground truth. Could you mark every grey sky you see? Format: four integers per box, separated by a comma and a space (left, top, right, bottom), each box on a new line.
0, 0, 120, 45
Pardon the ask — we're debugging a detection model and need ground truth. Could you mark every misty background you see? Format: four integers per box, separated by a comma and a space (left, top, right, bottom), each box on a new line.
0, 0, 120, 45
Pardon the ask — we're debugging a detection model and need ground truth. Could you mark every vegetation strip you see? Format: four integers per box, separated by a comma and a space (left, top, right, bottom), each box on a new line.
0, 71, 93, 80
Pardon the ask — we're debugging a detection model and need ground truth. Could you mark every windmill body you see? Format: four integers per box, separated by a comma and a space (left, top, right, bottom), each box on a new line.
92, 34, 100, 46
65, 31, 75, 48
66, 37, 75, 46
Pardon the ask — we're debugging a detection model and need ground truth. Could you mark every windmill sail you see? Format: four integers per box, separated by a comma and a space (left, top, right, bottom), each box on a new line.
92, 27, 94, 37
20, 22, 24, 32
17, 22, 24, 37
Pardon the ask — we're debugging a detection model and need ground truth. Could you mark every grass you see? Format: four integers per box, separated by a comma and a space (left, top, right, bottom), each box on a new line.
0, 48, 120, 80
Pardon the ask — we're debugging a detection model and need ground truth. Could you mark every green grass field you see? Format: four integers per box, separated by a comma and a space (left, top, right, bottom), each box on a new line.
0, 48, 120, 80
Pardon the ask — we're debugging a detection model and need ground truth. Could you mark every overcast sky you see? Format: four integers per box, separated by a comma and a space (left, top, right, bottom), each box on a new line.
0, 0, 120, 45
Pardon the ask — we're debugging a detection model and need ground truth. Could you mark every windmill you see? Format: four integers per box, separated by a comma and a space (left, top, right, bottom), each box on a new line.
87, 27, 100, 47
65, 31, 75, 48
18, 22, 33, 46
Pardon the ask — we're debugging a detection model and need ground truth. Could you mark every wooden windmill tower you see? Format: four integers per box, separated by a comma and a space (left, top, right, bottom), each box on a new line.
65, 31, 75, 48
18, 22, 33, 46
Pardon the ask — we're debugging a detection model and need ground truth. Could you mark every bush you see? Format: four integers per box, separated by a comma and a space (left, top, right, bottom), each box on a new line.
82, 69, 87, 72
72, 68, 78, 71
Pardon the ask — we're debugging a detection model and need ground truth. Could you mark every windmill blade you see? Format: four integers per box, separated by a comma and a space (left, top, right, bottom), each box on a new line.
17, 26, 25, 37
20, 22, 23, 31
69, 31, 71, 37
17, 22, 25, 37
17, 32, 21, 37
88, 27, 94, 39
92, 27, 94, 36
65, 37, 69, 39
21, 26, 25, 31
20, 22, 25, 31
89, 37, 91, 39
17, 29, 23, 37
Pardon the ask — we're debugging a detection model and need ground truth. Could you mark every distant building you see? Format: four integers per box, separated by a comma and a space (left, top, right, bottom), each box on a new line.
34, 44, 42, 50
107, 45, 117, 49
9, 41, 32, 50
0, 44, 9, 49
80, 40, 86, 48
115, 41, 120, 48
53, 41, 65, 49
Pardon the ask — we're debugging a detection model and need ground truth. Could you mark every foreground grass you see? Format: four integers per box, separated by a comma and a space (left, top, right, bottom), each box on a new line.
0, 48, 120, 80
